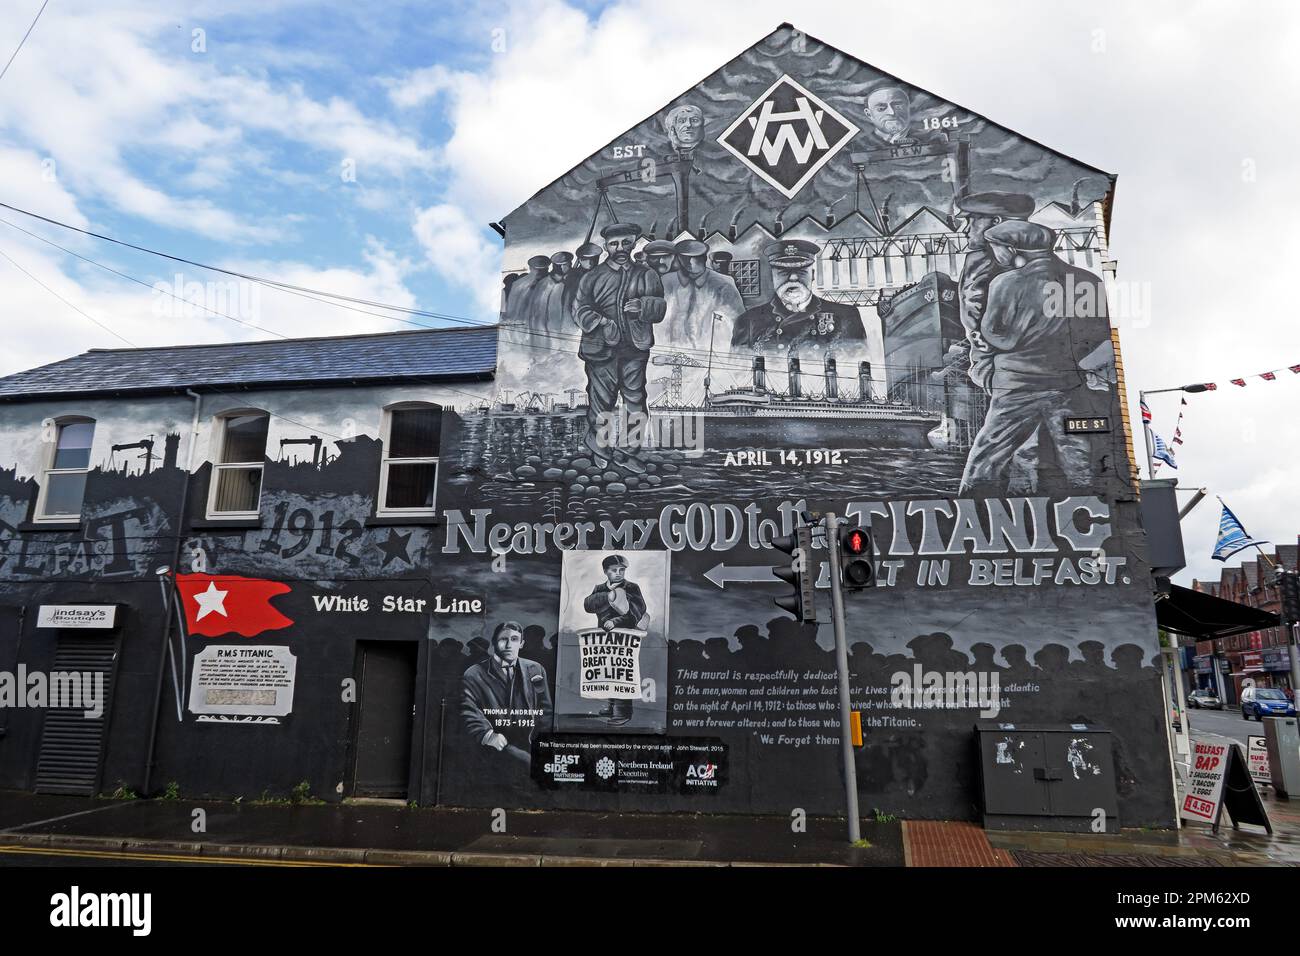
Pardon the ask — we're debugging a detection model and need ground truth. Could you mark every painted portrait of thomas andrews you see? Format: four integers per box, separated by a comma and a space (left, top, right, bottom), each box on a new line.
460, 620, 553, 768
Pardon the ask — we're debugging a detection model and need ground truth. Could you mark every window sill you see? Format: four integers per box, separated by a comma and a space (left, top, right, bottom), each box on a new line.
365, 514, 441, 527
17, 521, 81, 533
190, 518, 264, 531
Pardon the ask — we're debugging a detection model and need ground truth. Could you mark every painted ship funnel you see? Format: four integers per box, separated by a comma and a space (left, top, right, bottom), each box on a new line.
825, 357, 839, 400
789, 357, 802, 398
753, 356, 766, 393
728, 206, 743, 241
859, 361, 872, 402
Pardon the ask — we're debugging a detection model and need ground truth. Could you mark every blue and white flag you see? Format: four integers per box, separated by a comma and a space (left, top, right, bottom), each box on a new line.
1152, 432, 1177, 469
1212, 503, 1268, 562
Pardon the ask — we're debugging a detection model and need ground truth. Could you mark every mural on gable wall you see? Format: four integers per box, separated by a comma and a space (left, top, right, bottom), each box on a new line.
0, 26, 1173, 824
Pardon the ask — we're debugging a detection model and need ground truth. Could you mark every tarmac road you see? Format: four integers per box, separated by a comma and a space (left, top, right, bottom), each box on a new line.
1187, 702, 1271, 745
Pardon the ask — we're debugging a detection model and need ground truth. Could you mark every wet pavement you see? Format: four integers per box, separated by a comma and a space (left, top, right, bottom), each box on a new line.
986, 788, 1300, 867
0, 791, 902, 866
4, 785, 1299, 866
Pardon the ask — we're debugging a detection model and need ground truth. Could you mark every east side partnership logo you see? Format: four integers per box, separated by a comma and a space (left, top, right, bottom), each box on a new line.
717, 74, 858, 199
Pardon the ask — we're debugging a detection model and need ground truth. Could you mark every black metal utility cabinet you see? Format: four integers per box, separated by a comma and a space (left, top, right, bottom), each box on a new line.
974, 722, 1120, 833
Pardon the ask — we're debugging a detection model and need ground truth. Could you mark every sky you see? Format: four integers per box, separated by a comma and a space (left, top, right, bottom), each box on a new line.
0, 0, 1295, 586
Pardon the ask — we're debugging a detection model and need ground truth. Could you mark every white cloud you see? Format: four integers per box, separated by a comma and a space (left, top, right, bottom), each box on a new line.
0, 0, 434, 243
412, 203, 501, 316
398, 0, 1300, 586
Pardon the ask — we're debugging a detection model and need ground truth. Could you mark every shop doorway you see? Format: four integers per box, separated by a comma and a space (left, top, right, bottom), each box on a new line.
34, 634, 119, 795
350, 641, 418, 799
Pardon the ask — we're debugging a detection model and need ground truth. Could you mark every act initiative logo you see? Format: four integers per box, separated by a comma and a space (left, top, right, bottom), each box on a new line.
717, 74, 859, 199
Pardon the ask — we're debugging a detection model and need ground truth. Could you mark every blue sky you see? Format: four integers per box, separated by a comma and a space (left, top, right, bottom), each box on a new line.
1, 0, 1298, 584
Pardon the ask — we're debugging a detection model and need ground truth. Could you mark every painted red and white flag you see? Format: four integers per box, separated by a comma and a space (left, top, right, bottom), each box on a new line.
1260, 371, 1277, 381
1231, 378, 1246, 387
175, 573, 293, 638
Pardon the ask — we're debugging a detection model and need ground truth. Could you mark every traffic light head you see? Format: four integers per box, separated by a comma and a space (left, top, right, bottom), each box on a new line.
770, 525, 816, 622
1278, 569, 1300, 626
837, 523, 875, 590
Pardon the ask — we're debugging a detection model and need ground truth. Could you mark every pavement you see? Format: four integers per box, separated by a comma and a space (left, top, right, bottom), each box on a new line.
3, 773, 1299, 867
0, 791, 902, 867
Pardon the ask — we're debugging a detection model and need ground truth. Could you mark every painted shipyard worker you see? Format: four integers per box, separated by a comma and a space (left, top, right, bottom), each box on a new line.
661, 238, 744, 346
959, 220, 1112, 496
461, 621, 553, 768
573, 222, 667, 465
582, 554, 648, 725
953, 190, 1036, 352
731, 240, 864, 354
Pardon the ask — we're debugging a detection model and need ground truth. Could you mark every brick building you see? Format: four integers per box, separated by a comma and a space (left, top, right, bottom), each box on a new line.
1192, 541, 1299, 702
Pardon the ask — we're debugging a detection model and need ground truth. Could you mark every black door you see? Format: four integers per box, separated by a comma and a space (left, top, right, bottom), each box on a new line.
35, 635, 119, 795
352, 642, 417, 798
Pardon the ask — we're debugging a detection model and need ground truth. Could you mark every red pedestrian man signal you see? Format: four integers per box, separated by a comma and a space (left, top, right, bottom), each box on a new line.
837, 524, 874, 591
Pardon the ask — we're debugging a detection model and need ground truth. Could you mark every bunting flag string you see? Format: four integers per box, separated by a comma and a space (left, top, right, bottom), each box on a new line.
1191, 363, 1300, 389
1151, 397, 1189, 474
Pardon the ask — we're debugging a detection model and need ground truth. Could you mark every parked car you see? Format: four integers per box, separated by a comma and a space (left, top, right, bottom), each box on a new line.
1188, 689, 1222, 710
1240, 686, 1296, 720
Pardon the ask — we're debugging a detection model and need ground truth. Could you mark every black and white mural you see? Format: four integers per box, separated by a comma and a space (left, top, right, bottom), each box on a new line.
555, 549, 670, 733
0, 25, 1173, 825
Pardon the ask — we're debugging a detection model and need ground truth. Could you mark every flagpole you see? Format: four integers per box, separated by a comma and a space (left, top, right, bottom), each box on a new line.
1141, 383, 1212, 480
1140, 389, 1157, 480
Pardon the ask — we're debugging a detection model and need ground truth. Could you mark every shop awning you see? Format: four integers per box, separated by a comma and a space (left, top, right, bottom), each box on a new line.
1156, 584, 1280, 639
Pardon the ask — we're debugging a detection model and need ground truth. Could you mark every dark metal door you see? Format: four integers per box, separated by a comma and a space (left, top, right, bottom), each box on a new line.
34, 635, 118, 795
352, 642, 417, 798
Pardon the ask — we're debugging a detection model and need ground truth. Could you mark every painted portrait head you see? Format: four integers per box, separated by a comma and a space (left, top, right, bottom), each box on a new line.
664, 104, 705, 152
865, 86, 911, 142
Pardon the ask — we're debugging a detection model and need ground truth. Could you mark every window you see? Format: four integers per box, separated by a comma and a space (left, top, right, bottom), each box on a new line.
731, 259, 762, 298
36, 418, 95, 522
378, 404, 441, 516
207, 412, 269, 518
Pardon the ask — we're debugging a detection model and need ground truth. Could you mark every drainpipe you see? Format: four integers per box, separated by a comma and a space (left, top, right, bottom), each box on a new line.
142, 389, 202, 794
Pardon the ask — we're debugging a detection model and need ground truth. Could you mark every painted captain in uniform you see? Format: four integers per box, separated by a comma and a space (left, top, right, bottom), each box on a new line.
731, 239, 864, 354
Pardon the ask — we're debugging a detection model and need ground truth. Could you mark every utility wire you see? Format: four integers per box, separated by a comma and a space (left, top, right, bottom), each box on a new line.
0, 246, 351, 442
0, 199, 1101, 389
0, 0, 49, 84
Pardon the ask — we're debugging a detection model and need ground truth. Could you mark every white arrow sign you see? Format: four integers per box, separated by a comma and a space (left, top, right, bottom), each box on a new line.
703, 561, 832, 589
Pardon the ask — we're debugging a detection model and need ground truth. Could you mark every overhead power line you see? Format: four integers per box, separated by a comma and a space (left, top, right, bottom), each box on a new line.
0, 0, 50, 84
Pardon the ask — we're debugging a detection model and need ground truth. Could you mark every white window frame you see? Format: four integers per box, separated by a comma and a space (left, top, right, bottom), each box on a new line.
34, 416, 96, 523
205, 411, 269, 520
377, 403, 440, 518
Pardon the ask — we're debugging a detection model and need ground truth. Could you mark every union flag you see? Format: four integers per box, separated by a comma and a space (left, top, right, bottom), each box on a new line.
175, 573, 293, 638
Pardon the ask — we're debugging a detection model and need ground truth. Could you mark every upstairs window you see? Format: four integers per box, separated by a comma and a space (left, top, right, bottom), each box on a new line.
207, 412, 269, 519
378, 404, 440, 516
36, 418, 95, 522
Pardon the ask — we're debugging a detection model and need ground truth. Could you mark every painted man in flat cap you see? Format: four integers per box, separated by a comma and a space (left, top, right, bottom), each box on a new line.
960, 220, 1113, 495
954, 191, 1036, 352
661, 238, 744, 347
573, 222, 667, 464
731, 239, 864, 354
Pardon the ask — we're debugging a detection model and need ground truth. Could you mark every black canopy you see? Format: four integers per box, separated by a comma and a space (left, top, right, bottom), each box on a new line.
1156, 584, 1280, 639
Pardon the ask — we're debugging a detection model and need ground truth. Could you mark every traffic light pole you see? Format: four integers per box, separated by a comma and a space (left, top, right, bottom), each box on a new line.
824, 512, 861, 844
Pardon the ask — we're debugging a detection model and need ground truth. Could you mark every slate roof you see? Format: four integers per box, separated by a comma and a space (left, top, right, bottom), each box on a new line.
1277, 544, 1298, 573
0, 326, 498, 400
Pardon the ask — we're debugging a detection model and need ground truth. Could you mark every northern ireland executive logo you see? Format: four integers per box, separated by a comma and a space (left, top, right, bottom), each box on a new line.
717, 74, 858, 199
